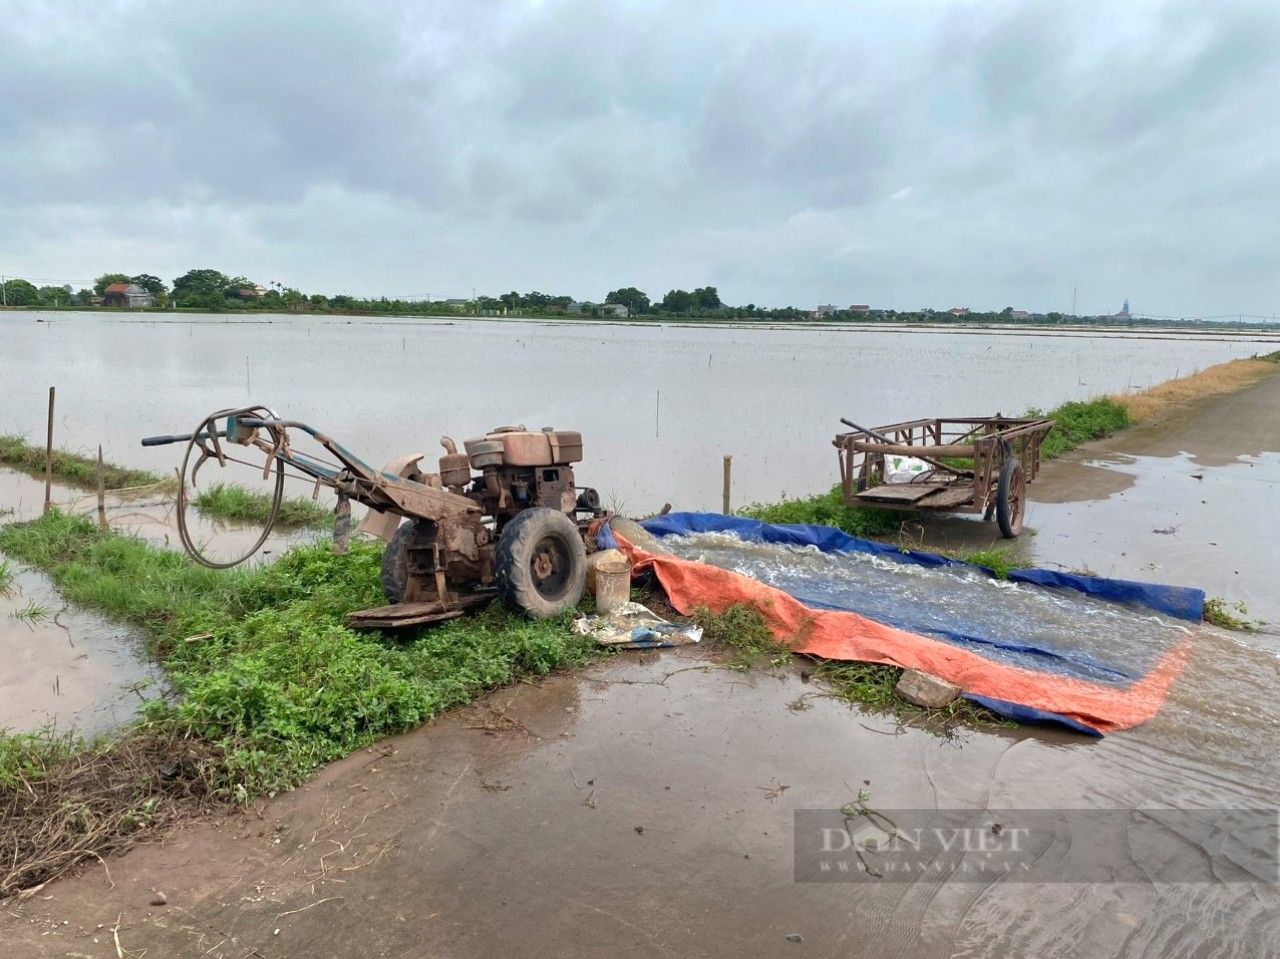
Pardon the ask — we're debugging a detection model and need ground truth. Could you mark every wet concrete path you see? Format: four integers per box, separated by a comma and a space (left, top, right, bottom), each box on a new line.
3, 373, 1279, 957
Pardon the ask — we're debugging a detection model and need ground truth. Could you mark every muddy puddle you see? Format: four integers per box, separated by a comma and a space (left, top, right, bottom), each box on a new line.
1030, 451, 1280, 627
0, 561, 165, 737
0, 466, 311, 736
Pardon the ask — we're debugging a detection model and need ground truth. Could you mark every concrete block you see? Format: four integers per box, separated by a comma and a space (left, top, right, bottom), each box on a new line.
895, 669, 961, 708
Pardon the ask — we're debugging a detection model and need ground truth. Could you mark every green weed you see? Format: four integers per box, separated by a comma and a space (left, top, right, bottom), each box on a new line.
958, 548, 1018, 580
1203, 597, 1263, 632
692, 602, 790, 666
0, 558, 13, 596
193, 483, 333, 530
813, 661, 1012, 732
0, 727, 79, 791
1034, 398, 1130, 460
738, 485, 899, 538
9, 598, 53, 626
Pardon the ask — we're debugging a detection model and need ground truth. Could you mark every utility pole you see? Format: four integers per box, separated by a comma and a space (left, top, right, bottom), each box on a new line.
1071, 286, 1077, 316
1, 275, 7, 307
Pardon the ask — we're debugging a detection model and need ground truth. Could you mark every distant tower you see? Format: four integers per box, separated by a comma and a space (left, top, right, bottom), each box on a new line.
1123, 298, 1130, 316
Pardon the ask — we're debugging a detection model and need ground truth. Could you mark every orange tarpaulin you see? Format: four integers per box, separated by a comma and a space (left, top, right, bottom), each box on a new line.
613, 529, 1190, 734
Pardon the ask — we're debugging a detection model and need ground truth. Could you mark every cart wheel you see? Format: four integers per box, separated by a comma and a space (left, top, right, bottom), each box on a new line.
496, 508, 586, 618
380, 519, 423, 604
995, 458, 1026, 538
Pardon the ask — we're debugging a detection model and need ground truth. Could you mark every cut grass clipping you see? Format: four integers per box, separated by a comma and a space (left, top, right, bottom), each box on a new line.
693, 602, 1007, 732
0, 511, 599, 896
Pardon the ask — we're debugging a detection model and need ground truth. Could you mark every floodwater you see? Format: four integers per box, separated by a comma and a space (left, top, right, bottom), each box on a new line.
2, 311, 1276, 512
0, 466, 307, 735
9, 635, 1277, 956
659, 530, 1193, 683
1033, 451, 1280, 625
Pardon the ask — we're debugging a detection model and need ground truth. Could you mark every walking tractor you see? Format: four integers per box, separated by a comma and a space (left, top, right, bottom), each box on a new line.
833, 415, 1055, 537
142, 406, 604, 629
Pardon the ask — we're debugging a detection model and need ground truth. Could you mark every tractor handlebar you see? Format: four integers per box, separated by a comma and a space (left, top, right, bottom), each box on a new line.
141, 430, 226, 447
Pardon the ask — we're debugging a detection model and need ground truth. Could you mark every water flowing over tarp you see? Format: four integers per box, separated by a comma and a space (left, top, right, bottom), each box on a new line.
599, 513, 1204, 735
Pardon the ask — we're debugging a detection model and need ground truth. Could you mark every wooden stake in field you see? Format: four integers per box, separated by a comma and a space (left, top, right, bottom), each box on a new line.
722, 454, 732, 514
97, 444, 107, 528
42, 386, 55, 515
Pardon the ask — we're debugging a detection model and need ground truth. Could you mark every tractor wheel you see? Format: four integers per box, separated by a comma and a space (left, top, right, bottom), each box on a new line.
495, 508, 586, 619
995, 457, 1026, 538
380, 520, 419, 604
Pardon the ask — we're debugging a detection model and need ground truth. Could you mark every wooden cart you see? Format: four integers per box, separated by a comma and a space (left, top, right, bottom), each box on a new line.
833, 416, 1055, 537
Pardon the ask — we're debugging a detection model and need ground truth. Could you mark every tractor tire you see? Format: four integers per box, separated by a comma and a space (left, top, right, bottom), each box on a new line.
495, 508, 586, 619
995, 457, 1026, 538
380, 520, 417, 605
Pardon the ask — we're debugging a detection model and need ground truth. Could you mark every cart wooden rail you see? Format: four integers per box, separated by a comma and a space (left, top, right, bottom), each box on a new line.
833, 415, 1055, 537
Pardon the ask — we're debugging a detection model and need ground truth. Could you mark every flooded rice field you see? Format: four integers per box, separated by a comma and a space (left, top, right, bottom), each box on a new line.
1, 311, 1275, 511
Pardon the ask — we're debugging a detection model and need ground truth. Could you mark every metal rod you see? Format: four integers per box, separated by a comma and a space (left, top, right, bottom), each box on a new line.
43, 387, 55, 514
97, 444, 106, 527
722, 455, 732, 514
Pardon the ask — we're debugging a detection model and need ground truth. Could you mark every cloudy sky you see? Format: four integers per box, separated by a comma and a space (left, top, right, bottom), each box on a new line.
2, 0, 1277, 315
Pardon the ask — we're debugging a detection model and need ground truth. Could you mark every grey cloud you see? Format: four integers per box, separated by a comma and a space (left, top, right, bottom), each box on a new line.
0, 0, 1277, 314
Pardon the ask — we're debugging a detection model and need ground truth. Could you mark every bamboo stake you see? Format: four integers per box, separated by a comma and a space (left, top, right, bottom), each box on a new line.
722, 455, 732, 514
42, 387, 55, 515
97, 444, 107, 527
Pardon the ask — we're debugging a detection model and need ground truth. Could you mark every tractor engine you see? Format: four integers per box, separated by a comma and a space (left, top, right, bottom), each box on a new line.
359, 426, 603, 624
455, 426, 594, 527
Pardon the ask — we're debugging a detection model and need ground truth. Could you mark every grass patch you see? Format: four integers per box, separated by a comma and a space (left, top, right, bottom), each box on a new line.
813, 661, 1013, 732
1034, 398, 1131, 460
691, 602, 790, 666
0, 558, 13, 596
0, 511, 601, 893
957, 548, 1018, 580
738, 484, 899, 538
0, 434, 166, 490
1112, 355, 1280, 424
193, 482, 334, 530
1203, 597, 1263, 632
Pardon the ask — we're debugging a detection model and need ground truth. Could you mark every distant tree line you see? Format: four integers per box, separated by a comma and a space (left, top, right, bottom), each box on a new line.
0, 270, 1268, 330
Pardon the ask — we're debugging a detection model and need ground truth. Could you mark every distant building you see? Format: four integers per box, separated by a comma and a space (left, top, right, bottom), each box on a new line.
848, 304, 871, 314
947, 307, 970, 316
812, 304, 837, 318
102, 283, 153, 308
601, 303, 628, 318
1010, 310, 1030, 319
1113, 298, 1131, 319
443, 298, 469, 310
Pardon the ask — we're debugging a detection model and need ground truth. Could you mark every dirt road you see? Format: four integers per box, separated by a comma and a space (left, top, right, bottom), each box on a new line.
4, 374, 1278, 958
